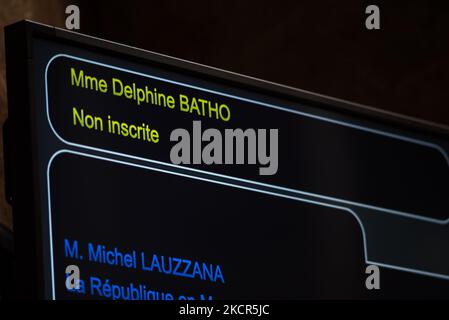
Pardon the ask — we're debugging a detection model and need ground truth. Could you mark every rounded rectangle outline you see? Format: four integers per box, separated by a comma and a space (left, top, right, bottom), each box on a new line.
46, 149, 449, 300
44, 54, 449, 224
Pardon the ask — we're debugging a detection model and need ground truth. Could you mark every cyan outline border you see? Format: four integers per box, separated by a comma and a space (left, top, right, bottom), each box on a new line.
44, 54, 449, 224
46, 150, 449, 300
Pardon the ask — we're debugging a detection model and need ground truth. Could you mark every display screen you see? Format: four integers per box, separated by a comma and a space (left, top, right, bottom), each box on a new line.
8, 26, 449, 299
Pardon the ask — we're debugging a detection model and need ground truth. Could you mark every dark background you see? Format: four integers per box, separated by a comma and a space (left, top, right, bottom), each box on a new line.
1, 0, 449, 300
80, 0, 449, 126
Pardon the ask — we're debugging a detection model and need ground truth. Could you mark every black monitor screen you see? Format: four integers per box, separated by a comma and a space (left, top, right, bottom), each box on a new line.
5, 21, 449, 300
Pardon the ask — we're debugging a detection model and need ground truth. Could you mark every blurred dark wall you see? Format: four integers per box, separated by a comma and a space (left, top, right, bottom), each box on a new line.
79, 0, 449, 125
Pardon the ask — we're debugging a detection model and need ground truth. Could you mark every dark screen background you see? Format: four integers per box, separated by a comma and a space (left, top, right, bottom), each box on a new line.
30, 29, 449, 299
